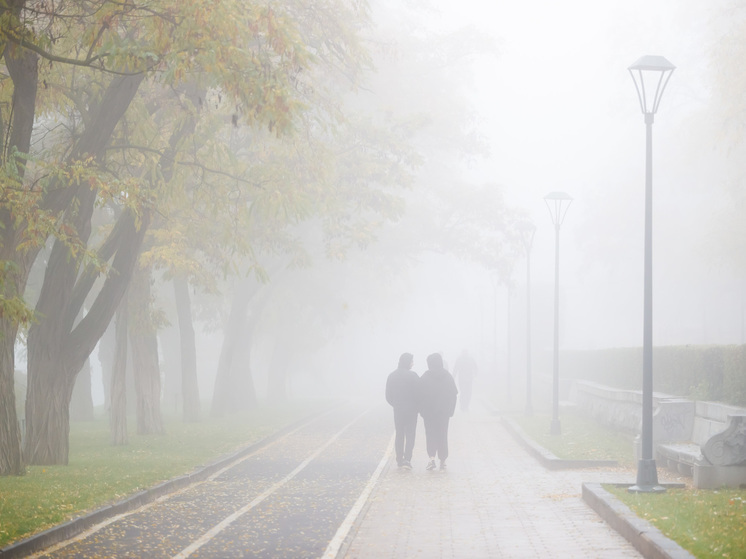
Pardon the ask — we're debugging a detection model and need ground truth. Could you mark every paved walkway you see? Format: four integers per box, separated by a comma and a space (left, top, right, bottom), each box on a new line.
342, 404, 647, 558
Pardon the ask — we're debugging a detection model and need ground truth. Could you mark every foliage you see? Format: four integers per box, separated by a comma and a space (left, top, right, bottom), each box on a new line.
0, 0, 401, 467
559, 345, 746, 407
0, 401, 324, 547
417, 181, 525, 280
608, 485, 746, 559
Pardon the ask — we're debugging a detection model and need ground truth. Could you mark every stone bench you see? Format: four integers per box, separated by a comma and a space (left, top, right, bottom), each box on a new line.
571, 381, 746, 488
655, 442, 702, 476
657, 401, 746, 482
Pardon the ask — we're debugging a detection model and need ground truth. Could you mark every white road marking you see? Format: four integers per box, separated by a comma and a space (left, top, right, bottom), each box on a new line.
26, 408, 338, 558
171, 408, 371, 559
321, 433, 394, 559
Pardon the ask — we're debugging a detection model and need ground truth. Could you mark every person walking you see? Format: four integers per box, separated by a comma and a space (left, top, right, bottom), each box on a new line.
385, 352, 420, 469
419, 353, 458, 471
453, 349, 478, 412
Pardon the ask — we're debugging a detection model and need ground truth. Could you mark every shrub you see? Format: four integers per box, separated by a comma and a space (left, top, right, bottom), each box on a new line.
560, 345, 746, 406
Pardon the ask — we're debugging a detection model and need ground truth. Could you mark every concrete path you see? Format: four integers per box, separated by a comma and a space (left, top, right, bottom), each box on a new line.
342, 405, 646, 558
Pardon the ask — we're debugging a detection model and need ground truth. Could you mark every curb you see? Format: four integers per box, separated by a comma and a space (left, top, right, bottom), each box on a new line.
501, 416, 619, 470
497, 412, 693, 559
0, 409, 329, 559
582, 483, 695, 559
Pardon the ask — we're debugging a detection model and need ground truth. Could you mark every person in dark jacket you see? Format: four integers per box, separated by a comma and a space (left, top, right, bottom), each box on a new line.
385, 352, 420, 469
419, 352, 458, 471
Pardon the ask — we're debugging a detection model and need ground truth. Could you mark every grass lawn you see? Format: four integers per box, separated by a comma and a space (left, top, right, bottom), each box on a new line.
0, 401, 325, 548
509, 407, 746, 558
607, 485, 746, 559
509, 410, 637, 466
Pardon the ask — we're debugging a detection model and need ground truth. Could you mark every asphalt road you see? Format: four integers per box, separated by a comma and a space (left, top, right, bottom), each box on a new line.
30, 403, 392, 559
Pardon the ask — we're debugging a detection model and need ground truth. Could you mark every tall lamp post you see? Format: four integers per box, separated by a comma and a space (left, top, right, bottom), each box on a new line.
544, 192, 572, 436
628, 55, 675, 493
517, 221, 537, 416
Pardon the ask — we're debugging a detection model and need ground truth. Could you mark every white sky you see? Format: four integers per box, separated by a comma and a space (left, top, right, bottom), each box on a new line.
413, 0, 737, 352
328, 0, 746, 399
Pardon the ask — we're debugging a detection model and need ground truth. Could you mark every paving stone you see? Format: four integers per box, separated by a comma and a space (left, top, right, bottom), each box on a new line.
343, 406, 649, 558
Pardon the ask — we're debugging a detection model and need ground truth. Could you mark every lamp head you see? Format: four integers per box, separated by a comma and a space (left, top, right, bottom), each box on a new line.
628, 55, 675, 117
544, 192, 573, 227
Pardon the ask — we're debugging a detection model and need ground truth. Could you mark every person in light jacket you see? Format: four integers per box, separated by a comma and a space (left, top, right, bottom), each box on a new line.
419, 352, 458, 471
385, 353, 420, 469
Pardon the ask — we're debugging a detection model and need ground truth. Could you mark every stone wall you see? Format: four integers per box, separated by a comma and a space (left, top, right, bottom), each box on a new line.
571, 380, 746, 488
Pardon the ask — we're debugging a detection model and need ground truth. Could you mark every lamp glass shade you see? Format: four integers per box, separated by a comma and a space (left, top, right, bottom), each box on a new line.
543, 192, 573, 226
628, 55, 675, 115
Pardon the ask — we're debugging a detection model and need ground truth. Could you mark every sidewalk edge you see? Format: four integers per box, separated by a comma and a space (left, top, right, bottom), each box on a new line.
582, 483, 695, 559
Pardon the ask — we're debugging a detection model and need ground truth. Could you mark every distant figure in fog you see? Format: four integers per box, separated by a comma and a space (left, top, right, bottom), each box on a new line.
385, 353, 420, 470
419, 353, 458, 471
453, 349, 478, 412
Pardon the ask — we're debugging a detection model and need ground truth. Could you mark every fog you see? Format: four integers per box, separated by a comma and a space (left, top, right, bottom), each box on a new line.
65, 0, 746, 409
301, 0, 743, 402
219, 0, 737, 404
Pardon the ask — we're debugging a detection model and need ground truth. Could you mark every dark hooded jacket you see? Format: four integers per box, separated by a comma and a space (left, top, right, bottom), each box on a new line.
385, 353, 420, 413
418, 353, 458, 419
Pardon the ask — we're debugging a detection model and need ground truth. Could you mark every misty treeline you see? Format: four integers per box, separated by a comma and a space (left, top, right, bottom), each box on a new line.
0, 0, 522, 475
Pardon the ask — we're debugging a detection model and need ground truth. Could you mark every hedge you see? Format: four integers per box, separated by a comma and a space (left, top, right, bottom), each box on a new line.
560, 345, 746, 407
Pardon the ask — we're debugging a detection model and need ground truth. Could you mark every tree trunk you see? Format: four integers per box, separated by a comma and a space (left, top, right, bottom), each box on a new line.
212, 320, 257, 416
23, 71, 147, 466
110, 297, 129, 446
97, 322, 116, 411
129, 266, 163, 435
0, 319, 24, 475
0, 20, 39, 477
25, 207, 148, 464
70, 359, 94, 422
159, 323, 182, 415
232, 324, 257, 408
130, 328, 164, 435
4, 27, 39, 176
211, 278, 258, 417
174, 276, 200, 422
267, 344, 289, 402
24, 353, 76, 465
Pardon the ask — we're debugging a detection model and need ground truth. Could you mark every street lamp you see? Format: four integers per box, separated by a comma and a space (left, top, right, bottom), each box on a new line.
628, 55, 675, 494
544, 192, 572, 436
516, 220, 537, 416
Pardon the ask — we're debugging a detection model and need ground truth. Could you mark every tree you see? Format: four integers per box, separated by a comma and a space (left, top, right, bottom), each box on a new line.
3, 0, 362, 467
0, 0, 43, 474
128, 264, 164, 435
110, 295, 129, 446
69, 359, 94, 422
211, 276, 263, 416
707, 1, 746, 273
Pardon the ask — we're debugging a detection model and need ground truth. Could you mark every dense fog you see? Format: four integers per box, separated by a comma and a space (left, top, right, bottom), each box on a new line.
13, 0, 744, 412
234, 0, 744, 405
322, 1, 740, 404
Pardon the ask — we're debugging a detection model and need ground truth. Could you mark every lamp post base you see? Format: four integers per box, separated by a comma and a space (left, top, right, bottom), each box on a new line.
550, 419, 561, 436
628, 459, 666, 493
